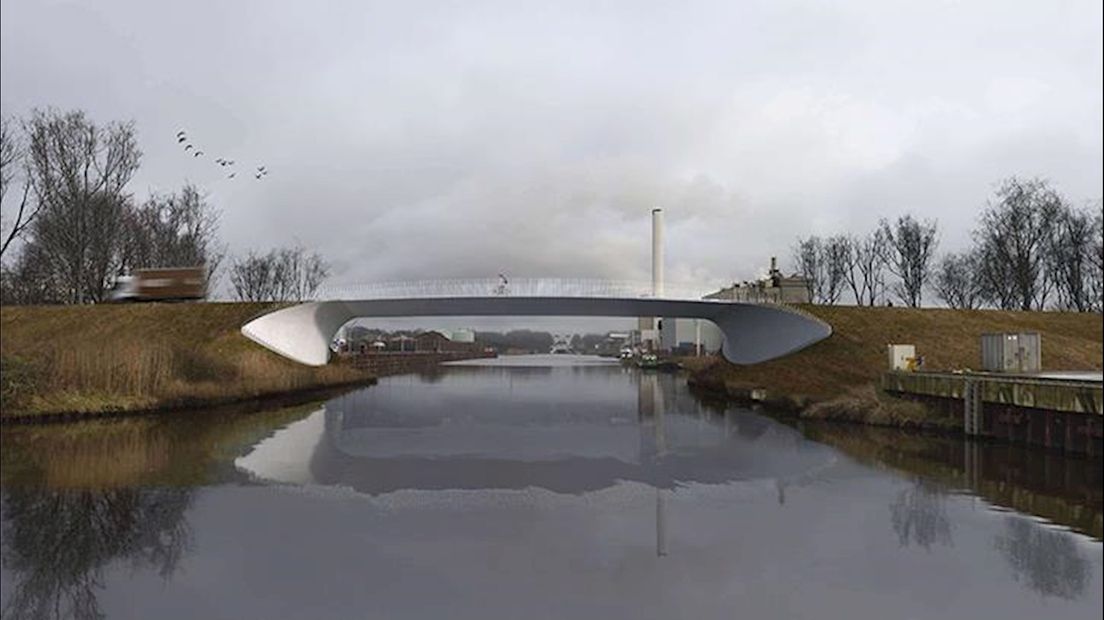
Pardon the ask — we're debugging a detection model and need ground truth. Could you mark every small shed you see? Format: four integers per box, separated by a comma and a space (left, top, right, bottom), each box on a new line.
981, 332, 1041, 373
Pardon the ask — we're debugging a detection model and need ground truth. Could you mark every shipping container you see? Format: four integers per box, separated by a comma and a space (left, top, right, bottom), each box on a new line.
980, 332, 1041, 373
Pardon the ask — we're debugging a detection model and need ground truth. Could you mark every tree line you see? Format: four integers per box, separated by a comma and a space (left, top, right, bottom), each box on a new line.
791, 177, 1103, 312
0, 109, 329, 305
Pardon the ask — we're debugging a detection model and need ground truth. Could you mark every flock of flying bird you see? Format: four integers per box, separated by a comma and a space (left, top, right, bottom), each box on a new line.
176, 130, 269, 180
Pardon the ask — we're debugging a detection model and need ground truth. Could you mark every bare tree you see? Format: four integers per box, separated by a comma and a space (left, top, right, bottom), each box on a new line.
0, 241, 64, 305
31, 190, 131, 303
1, 116, 37, 258
271, 248, 307, 301
792, 236, 823, 303
1089, 208, 1104, 312
229, 251, 276, 302
122, 183, 224, 288
0, 117, 15, 196
22, 109, 141, 303
297, 249, 329, 300
973, 177, 1062, 311
793, 235, 852, 304
1046, 203, 1096, 312
230, 245, 329, 302
974, 237, 1015, 310
822, 234, 850, 305
881, 215, 938, 308
844, 229, 889, 306
933, 250, 982, 309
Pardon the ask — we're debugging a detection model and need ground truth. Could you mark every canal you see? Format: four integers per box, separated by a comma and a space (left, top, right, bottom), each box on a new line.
1, 355, 1101, 619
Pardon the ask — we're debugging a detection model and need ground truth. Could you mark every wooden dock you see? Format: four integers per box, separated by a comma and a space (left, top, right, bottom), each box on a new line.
883, 370, 1103, 454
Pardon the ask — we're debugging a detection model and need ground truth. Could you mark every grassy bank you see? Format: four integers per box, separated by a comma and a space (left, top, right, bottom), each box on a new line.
1, 302, 372, 420
688, 305, 1103, 430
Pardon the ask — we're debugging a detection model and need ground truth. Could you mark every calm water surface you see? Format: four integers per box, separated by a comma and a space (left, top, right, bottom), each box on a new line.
1, 355, 1101, 619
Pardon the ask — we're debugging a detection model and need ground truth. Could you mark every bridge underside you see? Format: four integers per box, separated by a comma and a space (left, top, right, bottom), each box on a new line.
241, 297, 832, 366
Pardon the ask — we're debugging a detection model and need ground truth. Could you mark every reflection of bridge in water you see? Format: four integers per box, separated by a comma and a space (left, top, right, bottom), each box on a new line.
239, 278, 832, 366
235, 364, 844, 557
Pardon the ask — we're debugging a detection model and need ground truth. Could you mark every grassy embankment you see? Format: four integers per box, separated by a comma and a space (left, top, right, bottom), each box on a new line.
1, 302, 372, 420
688, 305, 1103, 430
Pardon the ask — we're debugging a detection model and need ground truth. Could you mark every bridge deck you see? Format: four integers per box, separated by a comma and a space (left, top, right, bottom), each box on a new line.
241, 292, 832, 367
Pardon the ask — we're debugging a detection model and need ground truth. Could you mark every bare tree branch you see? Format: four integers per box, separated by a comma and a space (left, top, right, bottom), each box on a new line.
973, 177, 1061, 311
1, 116, 40, 259
229, 245, 329, 302
22, 109, 141, 303
881, 215, 938, 308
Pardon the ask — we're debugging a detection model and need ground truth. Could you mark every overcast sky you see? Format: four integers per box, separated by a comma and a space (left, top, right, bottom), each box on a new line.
2, 0, 1102, 294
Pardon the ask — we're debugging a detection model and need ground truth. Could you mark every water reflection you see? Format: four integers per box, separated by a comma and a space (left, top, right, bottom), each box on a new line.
238, 368, 844, 560
995, 516, 1091, 599
889, 479, 954, 550
237, 369, 839, 496
795, 422, 1103, 540
1, 488, 192, 620
0, 357, 1100, 618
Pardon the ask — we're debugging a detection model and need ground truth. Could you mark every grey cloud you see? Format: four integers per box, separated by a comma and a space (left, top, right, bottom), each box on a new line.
2, 0, 1100, 292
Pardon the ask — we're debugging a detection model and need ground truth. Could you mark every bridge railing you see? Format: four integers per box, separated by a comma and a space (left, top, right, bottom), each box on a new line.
315, 278, 738, 302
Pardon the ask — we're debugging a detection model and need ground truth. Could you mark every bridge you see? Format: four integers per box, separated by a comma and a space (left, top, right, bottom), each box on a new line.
240, 278, 832, 366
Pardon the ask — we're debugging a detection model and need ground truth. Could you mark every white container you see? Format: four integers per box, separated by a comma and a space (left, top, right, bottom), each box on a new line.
887, 344, 916, 371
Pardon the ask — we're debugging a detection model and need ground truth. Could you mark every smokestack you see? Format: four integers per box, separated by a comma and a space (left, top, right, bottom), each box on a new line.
652, 208, 664, 298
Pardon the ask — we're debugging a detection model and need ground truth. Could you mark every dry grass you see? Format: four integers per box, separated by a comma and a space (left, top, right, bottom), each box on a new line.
803, 383, 957, 430
692, 305, 1103, 407
1, 302, 371, 418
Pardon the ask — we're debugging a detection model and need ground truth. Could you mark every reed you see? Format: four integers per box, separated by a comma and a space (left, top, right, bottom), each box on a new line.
0, 302, 372, 418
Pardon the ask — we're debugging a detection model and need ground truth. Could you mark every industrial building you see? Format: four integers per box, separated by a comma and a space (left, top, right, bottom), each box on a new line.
705, 257, 810, 304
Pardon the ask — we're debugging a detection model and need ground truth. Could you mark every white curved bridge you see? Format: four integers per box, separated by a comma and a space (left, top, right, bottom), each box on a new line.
240, 278, 832, 366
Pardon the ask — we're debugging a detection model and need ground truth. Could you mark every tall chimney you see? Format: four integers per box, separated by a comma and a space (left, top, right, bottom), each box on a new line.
652, 208, 664, 298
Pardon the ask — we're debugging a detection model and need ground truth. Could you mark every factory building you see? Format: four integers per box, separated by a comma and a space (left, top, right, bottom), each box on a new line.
705, 257, 810, 304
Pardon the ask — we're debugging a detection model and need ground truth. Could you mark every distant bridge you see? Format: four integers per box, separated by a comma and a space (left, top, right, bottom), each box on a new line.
240, 278, 832, 366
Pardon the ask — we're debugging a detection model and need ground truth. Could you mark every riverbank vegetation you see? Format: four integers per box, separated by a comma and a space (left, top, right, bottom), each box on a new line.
688, 305, 1103, 428
0, 302, 371, 419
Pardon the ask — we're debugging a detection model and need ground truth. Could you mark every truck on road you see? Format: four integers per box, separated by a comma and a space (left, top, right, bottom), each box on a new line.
109, 267, 207, 302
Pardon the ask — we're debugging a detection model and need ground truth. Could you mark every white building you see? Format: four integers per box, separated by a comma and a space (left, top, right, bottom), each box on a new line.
660, 318, 723, 354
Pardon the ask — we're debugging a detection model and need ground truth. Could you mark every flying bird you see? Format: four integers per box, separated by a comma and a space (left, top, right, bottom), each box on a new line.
184, 144, 193, 151
227, 172, 236, 179
177, 136, 187, 143
193, 151, 203, 157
